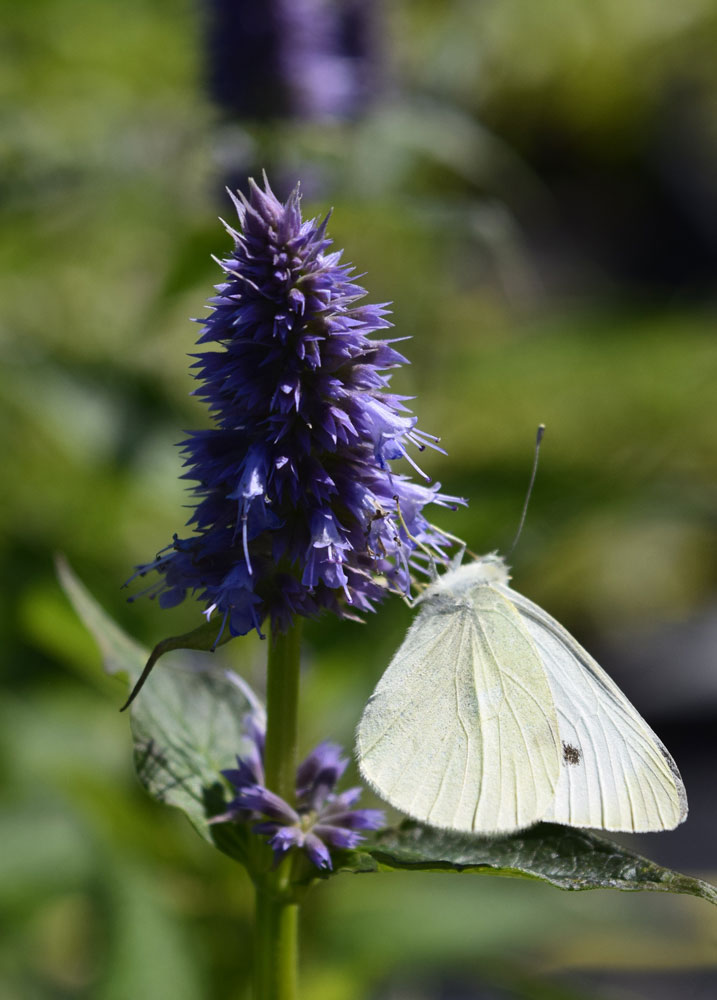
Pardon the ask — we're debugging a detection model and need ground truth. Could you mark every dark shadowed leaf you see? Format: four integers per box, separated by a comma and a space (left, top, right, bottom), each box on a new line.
334, 820, 717, 903
57, 558, 258, 866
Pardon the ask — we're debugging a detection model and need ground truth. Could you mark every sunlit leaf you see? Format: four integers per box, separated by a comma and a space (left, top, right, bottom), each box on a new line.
57, 559, 258, 866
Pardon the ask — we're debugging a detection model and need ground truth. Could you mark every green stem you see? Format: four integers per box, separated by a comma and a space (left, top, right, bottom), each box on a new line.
264, 620, 302, 802
254, 890, 299, 1000
254, 619, 303, 1000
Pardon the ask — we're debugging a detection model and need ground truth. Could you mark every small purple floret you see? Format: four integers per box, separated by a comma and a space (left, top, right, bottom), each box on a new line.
129, 176, 463, 637
211, 716, 384, 871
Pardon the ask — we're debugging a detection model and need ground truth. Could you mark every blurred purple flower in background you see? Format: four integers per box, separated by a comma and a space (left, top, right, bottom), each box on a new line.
129, 177, 462, 637
212, 715, 384, 870
205, 0, 383, 124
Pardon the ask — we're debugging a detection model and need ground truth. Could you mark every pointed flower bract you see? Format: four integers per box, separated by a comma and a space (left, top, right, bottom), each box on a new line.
130, 177, 462, 636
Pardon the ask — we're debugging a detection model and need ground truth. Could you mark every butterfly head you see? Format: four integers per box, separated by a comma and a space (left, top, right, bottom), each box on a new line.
423, 552, 511, 601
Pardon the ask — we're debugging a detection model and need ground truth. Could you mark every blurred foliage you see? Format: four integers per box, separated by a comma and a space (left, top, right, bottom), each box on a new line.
2, 0, 717, 998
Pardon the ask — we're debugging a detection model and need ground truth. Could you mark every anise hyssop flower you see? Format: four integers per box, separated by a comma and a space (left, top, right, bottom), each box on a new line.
212, 715, 384, 871
130, 177, 461, 635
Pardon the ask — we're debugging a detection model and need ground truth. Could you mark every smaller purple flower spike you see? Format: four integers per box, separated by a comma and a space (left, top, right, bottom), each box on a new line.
211, 717, 384, 871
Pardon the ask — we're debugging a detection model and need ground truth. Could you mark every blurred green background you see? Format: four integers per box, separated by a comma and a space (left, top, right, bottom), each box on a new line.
2, 0, 717, 997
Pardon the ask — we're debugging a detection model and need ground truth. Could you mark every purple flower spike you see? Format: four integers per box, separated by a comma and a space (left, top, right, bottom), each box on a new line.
128, 175, 463, 637
211, 715, 384, 871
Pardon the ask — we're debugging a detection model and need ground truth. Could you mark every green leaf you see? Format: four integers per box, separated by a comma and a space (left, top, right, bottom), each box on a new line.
336, 820, 717, 904
119, 616, 236, 712
55, 554, 147, 682
57, 558, 258, 866
128, 661, 258, 864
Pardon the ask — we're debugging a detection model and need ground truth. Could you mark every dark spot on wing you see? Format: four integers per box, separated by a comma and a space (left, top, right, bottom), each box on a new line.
562, 742, 582, 766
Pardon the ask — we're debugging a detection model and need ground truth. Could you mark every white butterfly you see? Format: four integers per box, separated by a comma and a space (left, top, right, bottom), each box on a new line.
356, 554, 687, 834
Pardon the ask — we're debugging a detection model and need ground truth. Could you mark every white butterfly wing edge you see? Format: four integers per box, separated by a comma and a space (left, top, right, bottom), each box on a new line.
501, 584, 688, 832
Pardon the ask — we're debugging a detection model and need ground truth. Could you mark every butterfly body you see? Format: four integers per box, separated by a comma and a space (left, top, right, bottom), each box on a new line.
356, 555, 687, 835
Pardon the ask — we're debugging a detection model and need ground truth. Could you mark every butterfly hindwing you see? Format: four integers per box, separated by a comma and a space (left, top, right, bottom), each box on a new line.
357, 584, 562, 833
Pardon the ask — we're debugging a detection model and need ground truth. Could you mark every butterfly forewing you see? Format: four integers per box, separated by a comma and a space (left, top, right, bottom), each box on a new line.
357, 584, 562, 833
503, 586, 687, 832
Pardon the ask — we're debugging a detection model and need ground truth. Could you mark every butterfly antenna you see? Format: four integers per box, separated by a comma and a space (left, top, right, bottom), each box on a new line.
507, 424, 545, 559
